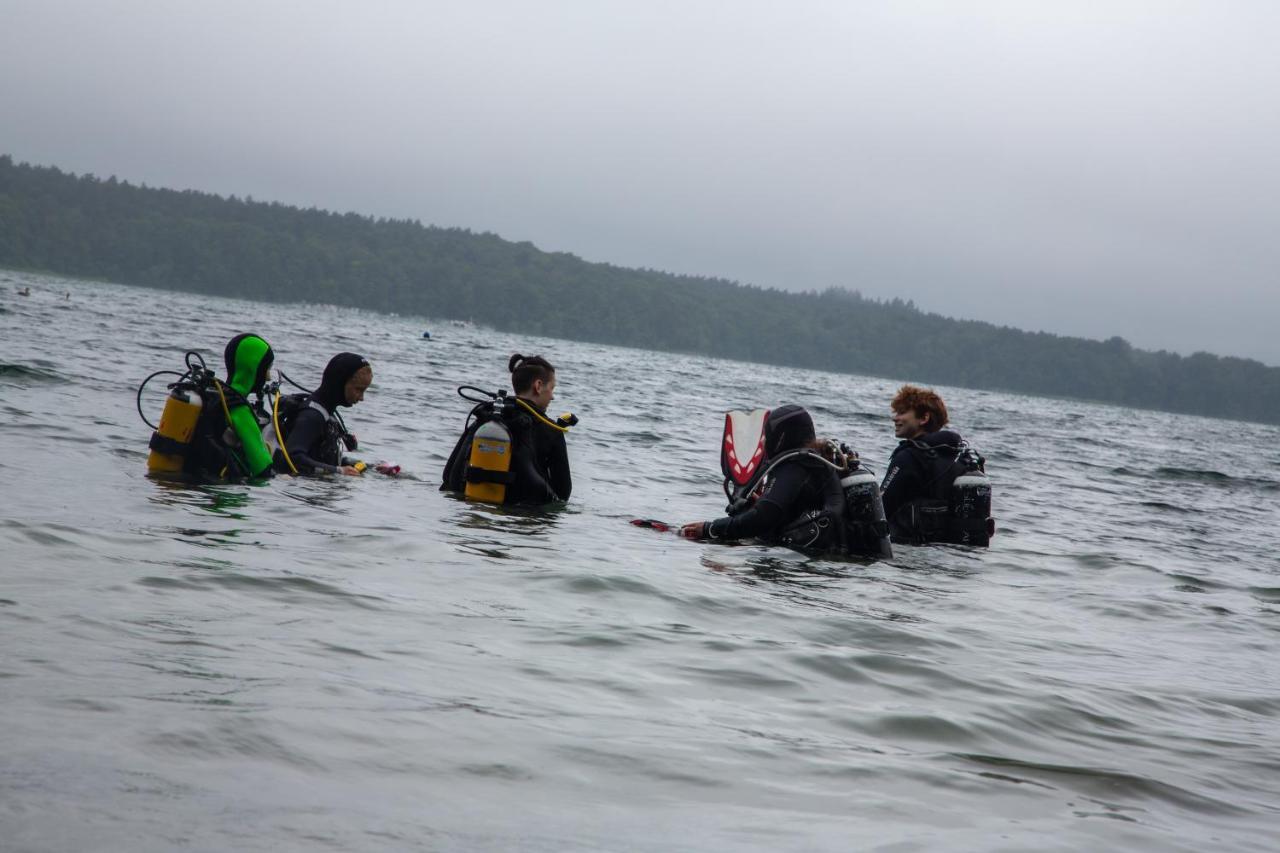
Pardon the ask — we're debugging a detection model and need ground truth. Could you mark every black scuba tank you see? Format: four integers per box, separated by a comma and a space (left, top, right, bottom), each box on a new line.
841, 463, 893, 558
948, 456, 993, 547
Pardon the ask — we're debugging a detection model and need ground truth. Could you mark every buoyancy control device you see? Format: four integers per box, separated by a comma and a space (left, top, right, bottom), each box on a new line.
265, 389, 357, 475
720, 409, 892, 558
894, 443, 994, 547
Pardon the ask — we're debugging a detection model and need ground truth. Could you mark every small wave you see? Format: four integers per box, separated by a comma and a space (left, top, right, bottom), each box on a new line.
0, 362, 67, 385
1248, 586, 1280, 603
1139, 500, 1192, 514
139, 571, 386, 609
955, 753, 1252, 815
148, 723, 325, 769
1154, 466, 1233, 484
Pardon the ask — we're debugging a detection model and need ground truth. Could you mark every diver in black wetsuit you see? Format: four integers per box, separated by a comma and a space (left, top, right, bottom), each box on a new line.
679, 405, 844, 544
504, 354, 572, 504
276, 353, 372, 476
441, 354, 572, 504
880, 384, 990, 545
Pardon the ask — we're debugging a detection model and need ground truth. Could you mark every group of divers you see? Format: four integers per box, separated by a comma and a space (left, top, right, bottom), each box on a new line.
141, 333, 994, 560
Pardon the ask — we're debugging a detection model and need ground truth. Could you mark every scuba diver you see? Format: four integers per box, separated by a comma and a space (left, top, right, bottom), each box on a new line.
679, 405, 892, 558
272, 352, 373, 476
142, 333, 277, 481
441, 354, 574, 505
880, 385, 994, 546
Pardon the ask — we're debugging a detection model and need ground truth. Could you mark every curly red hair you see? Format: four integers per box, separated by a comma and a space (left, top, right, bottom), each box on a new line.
891, 385, 948, 433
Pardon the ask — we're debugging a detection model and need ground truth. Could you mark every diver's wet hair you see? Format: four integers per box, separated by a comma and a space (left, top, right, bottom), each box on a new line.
509, 354, 554, 394
892, 385, 948, 432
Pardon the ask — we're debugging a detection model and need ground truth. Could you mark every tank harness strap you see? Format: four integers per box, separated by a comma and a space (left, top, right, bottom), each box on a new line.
465, 466, 517, 485
148, 432, 191, 457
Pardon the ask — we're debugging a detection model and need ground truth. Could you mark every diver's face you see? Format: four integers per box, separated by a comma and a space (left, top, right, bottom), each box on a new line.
530, 373, 556, 410
893, 407, 928, 439
345, 366, 373, 405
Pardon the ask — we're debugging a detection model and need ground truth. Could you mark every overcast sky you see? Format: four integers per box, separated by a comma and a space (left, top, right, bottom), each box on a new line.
3, 1, 1278, 363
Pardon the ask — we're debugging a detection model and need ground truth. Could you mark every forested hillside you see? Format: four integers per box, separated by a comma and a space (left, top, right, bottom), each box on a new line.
3, 155, 1277, 423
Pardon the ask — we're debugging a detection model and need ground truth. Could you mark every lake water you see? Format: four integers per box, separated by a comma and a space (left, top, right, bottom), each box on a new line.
2, 269, 1278, 852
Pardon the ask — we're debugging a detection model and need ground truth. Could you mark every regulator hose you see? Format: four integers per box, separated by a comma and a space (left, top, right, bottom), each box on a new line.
135, 370, 184, 431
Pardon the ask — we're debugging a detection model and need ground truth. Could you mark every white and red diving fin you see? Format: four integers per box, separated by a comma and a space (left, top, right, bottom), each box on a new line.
721, 409, 769, 490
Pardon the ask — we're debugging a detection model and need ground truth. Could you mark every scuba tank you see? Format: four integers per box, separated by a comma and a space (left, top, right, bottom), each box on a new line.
140, 351, 216, 475
465, 417, 515, 503
841, 461, 893, 558
949, 448, 993, 546
147, 385, 204, 473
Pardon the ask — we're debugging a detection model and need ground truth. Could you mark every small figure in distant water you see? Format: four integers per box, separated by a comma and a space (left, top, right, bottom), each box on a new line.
679, 405, 891, 558
441, 353, 574, 504
274, 353, 374, 476
17, 287, 30, 296
64, 292, 70, 300
880, 385, 993, 546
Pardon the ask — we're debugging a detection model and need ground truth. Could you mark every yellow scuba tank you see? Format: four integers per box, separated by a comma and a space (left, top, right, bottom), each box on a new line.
465, 418, 514, 504
147, 386, 204, 473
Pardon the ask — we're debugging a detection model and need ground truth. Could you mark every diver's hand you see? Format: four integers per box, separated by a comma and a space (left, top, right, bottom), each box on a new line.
339, 465, 363, 476
679, 522, 709, 540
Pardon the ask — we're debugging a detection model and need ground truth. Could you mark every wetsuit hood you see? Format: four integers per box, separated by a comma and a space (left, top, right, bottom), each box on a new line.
224, 333, 274, 397
917, 428, 963, 448
764, 405, 814, 459
314, 352, 370, 411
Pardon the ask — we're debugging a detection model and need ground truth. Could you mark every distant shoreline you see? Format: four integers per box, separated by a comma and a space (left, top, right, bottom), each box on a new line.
3, 154, 1278, 425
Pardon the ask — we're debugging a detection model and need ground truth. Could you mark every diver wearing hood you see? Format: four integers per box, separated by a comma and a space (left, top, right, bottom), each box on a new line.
276, 353, 371, 476
184, 333, 277, 480
680, 405, 846, 544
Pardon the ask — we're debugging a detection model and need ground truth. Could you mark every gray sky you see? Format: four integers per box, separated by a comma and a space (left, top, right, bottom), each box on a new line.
3, 1, 1279, 363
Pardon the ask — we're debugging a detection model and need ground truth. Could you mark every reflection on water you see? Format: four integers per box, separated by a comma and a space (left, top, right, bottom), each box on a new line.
2, 270, 1279, 852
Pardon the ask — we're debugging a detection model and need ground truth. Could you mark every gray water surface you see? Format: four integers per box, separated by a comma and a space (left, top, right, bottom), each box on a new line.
2, 270, 1278, 851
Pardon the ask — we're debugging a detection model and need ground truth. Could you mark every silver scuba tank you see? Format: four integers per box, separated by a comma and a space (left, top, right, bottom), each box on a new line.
842, 465, 892, 558
949, 468, 993, 546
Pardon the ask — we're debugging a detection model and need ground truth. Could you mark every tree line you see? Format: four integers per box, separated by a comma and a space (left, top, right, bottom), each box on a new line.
3, 154, 1278, 424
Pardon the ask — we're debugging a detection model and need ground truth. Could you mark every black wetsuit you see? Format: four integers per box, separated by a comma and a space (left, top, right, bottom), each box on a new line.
508, 404, 572, 503
441, 399, 572, 504
277, 352, 368, 476
880, 428, 965, 543
283, 399, 349, 475
706, 456, 833, 542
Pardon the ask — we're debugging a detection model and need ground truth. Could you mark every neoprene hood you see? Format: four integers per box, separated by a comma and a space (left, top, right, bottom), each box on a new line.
764, 405, 814, 458
224, 333, 274, 397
